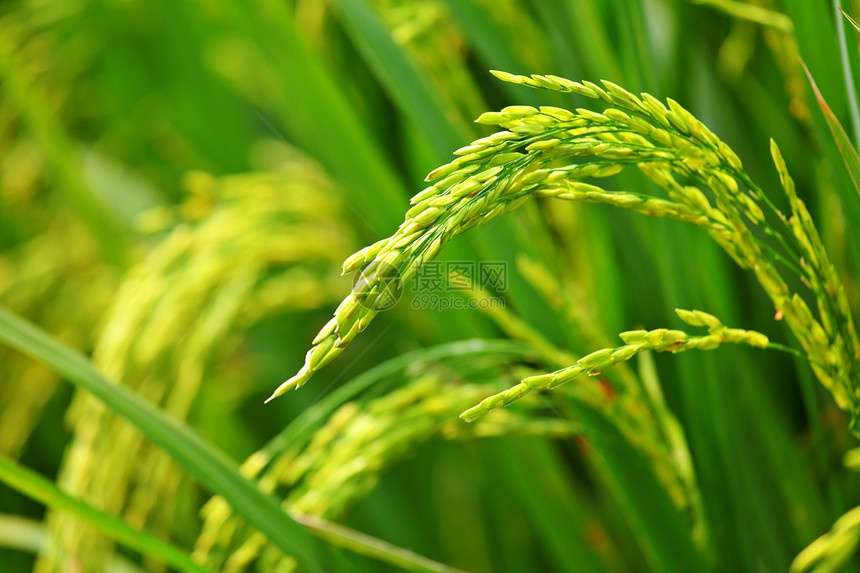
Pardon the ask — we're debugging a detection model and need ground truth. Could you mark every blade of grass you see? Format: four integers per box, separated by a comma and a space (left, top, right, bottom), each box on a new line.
212, 3, 498, 343
435, 0, 521, 83
329, 0, 470, 157
0, 515, 144, 573
802, 62, 860, 214
211, 2, 409, 233
0, 306, 327, 572
434, 0, 549, 108
526, 1, 583, 79
783, 0, 844, 117
691, 0, 793, 31
611, 0, 657, 92
835, 2, 860, 150
843, 7, 860, 33
0, 454, 212, 573
559, 0, 624, 81
568, 399, 709, 572
0, 306, 470, 573
490, 438, 609, 572
324, 0, 510, 340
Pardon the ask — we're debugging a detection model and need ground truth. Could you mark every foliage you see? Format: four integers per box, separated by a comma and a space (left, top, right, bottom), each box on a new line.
3, 1, 860, 572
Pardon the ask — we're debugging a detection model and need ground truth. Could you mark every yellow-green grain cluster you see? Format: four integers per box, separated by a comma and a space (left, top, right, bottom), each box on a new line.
769, 142, 860, 411
196, 374, 570, 572
371, 0, 487, 125
790, 505, 860, 573
460, 309, 769, 421
792, 449, 860, 569
268, 72, 742, 400
455, 279, 706, 539
38, 166, 355, 573
0, 222, 115, 458
0, 6, 122, 460
273, 71, 860, 432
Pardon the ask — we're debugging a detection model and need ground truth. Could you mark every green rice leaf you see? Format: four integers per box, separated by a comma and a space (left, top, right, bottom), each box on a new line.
0, 306, 328, 572
329, 0, 469, 157
802, 62, 860, 212
0, 453, 213, 573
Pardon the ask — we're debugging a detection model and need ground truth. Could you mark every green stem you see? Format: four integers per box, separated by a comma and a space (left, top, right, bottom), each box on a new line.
292, 511, 467, 573
767, 341, 804, 357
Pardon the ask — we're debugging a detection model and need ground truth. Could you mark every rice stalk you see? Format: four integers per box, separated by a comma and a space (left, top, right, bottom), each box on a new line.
791, 446, 860, 572
447, 270, 577, 368
270, 72, 860, 435
457, 280, 706, 535
0, 221, 115, 459
0, 2, 123, 459
460, 308, 774, 421
39, 165, 354, 572
790, 505, 860, 573
196, 372, 570, 572
369, 0, 487, 126
515, 255, 611, 350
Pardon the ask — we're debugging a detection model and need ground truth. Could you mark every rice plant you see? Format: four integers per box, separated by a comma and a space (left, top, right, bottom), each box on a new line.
3, 1, 860, 572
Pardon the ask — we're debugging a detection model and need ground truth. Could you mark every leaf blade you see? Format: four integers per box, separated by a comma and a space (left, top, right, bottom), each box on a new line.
0, 306, 328, 572
0, 454, 213, 573
803, 61, 860, 205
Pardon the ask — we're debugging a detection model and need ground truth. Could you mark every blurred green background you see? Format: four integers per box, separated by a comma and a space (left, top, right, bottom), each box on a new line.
2, 0, 860, 571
